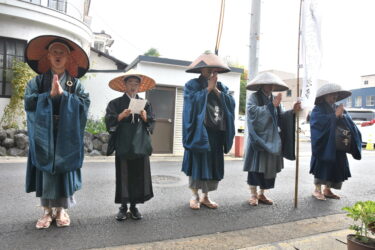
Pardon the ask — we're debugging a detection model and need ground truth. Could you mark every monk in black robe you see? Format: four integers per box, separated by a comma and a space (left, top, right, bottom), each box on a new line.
105, 70, 156, 220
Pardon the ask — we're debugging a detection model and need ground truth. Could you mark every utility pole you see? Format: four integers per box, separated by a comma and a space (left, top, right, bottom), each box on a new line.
248, 0, 261, 81
244, 0, 261, 154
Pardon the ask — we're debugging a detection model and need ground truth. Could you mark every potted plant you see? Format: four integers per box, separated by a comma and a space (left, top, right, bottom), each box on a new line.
343, 200, 375, 249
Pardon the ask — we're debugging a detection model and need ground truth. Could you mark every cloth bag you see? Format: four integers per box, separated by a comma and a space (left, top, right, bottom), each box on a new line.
115, 121, 153, 159
335, 120, 351, 152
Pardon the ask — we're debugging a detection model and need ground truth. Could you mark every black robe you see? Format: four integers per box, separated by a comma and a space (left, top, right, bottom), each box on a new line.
105, 94, 155, 204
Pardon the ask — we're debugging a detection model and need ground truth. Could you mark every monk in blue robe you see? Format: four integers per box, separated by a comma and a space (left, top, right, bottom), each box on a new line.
243, 72, 300, 206
310, 83, 361, 200
182, 53, 235, 209
24, 36, 90, 229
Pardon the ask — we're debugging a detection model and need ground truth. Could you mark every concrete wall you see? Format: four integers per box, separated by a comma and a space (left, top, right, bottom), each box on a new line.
0, 0, 91, 52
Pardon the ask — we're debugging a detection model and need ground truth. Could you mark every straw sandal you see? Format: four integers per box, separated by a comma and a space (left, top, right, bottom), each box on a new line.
312, 190, 326, 200
189, 198, 200, 210
258, 194, 273, 205
200, 197, 218, 209
55, 209, 70, 227
35, 209, 54, 229
323, 189, 340, 199
248, 195, 258, 206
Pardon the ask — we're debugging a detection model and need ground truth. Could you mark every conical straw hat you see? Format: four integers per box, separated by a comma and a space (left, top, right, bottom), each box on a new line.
314, 83, 351, 105
246, 72, 289, 91
109, 69, 156, 92
25, 35, 89, 78
186, 53, 230, 73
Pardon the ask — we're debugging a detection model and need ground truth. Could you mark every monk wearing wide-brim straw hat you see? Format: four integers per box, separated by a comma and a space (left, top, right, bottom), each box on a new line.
24, 35, 90, 229
243, 72, 301, 207
181, 52, 236, 210
309, 83, 362, 201
105, 69, 156, 221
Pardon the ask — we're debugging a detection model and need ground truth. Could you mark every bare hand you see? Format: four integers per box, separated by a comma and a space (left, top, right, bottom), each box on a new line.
118, 109, 131, 121
273, 93, 282, 107
336, 104, 344, 118
140, 110, 147, 122
50, 74, 63, 97
293, 101, 302, 113
207, 72, 218, 92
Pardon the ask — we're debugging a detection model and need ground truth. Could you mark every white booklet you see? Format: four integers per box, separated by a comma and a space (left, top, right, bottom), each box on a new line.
128, 98, 147, 114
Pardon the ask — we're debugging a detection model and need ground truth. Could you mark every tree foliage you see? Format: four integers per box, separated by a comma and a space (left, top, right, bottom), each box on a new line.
144, 48, 160, 57
0, 60, 36, 129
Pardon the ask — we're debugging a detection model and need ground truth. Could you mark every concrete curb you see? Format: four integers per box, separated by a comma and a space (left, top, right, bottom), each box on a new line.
92, 214, 352, 250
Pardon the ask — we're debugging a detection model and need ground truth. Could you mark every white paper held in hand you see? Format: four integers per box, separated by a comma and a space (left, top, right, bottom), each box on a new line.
128, 98, 147, 114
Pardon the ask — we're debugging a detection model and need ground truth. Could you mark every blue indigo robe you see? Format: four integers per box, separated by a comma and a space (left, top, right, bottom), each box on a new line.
25, 71, 90, 199
182, 76, 235, 181
310, 102, 362, 183
243, 91, 295, 184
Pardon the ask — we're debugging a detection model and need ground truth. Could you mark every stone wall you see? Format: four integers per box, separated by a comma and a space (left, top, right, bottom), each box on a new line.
0, 129, 110, 156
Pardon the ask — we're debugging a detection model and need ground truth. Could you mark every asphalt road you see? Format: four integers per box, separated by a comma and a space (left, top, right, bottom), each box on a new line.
0, 143, 374, 250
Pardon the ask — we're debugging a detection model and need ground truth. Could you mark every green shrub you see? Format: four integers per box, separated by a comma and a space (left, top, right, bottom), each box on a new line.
343, 200, 375, 243
85, 116, 107, 135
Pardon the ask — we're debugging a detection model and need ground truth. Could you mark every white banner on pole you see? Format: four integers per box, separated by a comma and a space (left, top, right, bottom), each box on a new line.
300, 0, 322, 110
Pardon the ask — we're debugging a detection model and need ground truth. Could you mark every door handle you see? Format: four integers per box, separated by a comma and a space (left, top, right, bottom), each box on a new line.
168, 119, 172, 123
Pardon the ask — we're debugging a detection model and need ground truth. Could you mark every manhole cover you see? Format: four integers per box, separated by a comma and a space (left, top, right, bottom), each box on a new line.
152, 175, 180, 185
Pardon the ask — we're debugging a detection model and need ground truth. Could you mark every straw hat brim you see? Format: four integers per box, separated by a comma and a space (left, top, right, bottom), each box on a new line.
314, 91, 352, 105
186, 53, 231, 74
109, 71, 156, 92
246, 83, 289, 92
246, 72, 289, 92
25, 35, 89, 78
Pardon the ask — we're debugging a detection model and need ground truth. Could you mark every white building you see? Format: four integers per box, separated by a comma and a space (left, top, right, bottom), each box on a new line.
0, 0, 92, 117
83, 55, 243, 155
82, 47, 128, 119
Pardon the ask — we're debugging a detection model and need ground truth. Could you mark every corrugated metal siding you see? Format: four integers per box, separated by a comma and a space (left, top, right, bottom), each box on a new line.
173, 87, 184, 155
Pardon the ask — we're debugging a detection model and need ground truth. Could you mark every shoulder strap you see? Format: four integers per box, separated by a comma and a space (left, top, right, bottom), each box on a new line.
255, 91, 264, 106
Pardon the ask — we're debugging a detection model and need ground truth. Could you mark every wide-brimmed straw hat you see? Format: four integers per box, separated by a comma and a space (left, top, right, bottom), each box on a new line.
314, 83, 351, 105
109, 69, 156, 92
246, 72, 289, 91
25, 35, 89, 78
186, 53, 231, 73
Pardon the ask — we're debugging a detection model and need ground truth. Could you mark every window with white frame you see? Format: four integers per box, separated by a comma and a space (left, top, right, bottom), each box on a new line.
355, 96, 362, 107
346, 97, 352, 107
0, 37, 27, 97
286, 89, 292, 97
48, 0, 67, 13
364, 80, 369, 85
366, 96, 375, 106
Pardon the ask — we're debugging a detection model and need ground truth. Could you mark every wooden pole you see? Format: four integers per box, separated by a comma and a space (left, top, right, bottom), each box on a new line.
215, 0, 225, 55
294, 0, 304, 209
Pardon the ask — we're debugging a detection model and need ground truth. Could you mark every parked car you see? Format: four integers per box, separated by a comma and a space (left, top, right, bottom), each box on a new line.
347, 108, 375, 147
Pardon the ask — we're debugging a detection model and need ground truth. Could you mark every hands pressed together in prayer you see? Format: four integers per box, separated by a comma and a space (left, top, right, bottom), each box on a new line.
335, 104, 344, 118
207, 72, 221, 96
273, 93, 282, 107
50, 74, 63, 97
118, 109, 147, 122
273, 93, 302, 113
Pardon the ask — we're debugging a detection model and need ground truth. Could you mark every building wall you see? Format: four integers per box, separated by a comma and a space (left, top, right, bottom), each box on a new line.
361, 75, 375, 88
90, 51, 120, 70
0, 0, 91, 51
173, 87, 184, 155
0, 0, 92, 119
343, 87, 375, 109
